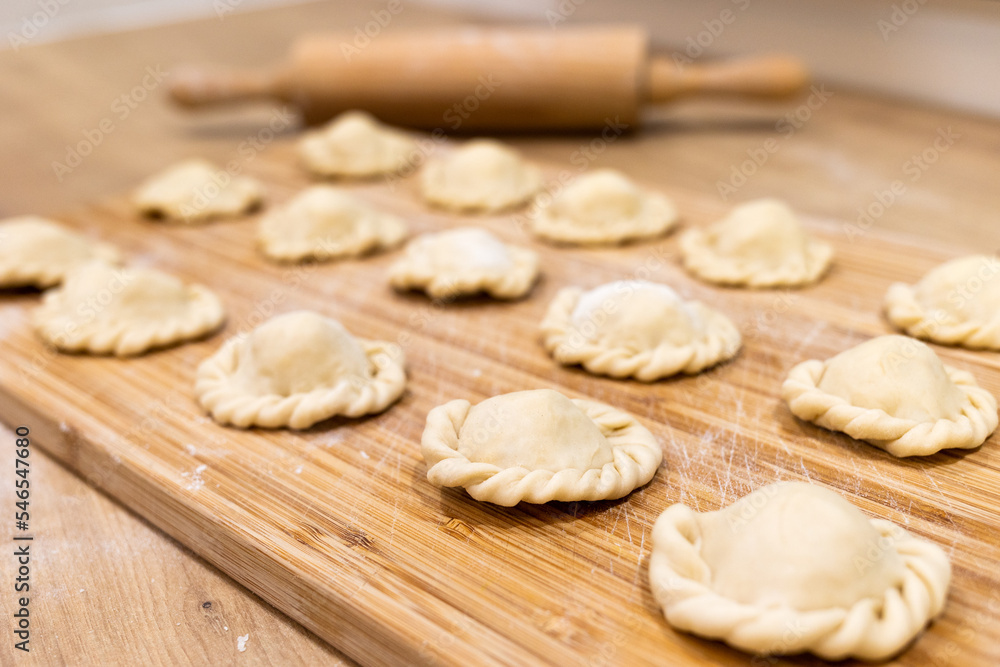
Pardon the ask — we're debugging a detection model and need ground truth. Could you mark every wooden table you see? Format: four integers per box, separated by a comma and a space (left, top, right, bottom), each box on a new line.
1, 2, 999, 665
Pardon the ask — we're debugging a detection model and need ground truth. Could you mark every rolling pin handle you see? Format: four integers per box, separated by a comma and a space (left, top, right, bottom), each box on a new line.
168, 66, 283, 108
646, 54, 809, 103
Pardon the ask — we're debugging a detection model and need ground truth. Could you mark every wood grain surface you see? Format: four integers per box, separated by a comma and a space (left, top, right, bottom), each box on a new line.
0, 425, 352, 666
2, 2, 1000, 665
1, 136, 999, 667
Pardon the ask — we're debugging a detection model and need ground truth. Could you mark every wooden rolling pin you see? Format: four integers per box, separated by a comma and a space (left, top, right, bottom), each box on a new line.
170, 25, 808, 130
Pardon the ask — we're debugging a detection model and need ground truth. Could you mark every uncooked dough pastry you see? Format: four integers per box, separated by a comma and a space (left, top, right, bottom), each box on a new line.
884, 255, 1000, 350
388, 227, 539, 300
540, 280, 741, 381
33, 260, 225, 356
0, 216, 121, 289
420, 139, 542, 212
196, 310, 406, 429
531, 169, 679, 245
421, 388, 661, 506
134, 159, 264, 223
648, 481, 951, 661
679, 198, 833, 287
782, 335, 997, 457
298, 110, 416, 178
257, 185, 407, 262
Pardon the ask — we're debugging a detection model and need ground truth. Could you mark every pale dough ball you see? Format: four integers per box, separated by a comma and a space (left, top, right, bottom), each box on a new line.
195, 310, 407, 429
421, 388, 662, 505
457, 389, 614, 471
649, 481, 952, 660
885, 255, 1000, 349
388, 227, 539, 300
540, 280, 741, 381
420, 139, 541, 212
531, 169, 679, 245
298, 111, 417, 178
33, 260, 225, 356
134, 159, 263, 224
257, 185, 406, 262
816, 335, 964, 422
0, 216, 121, 288
234, 311, 371, 396
680, 198, 833, 287
782, 334, 998, 456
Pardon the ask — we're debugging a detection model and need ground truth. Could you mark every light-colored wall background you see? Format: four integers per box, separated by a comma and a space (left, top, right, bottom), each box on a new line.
0, 0, 297, 45
3, 0, 999, 118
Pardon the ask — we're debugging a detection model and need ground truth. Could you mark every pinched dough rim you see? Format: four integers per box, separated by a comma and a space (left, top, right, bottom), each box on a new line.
539, 287, 742, 381
33, 282, 225, 357
884, 281, 1000, 350
297, 124, 417, 178
782, 359, 998, 457
195, 337, 406, 429
0, 237, 121, 289
531, 191, 679, 246
134, 165, 265, 225
648, 503, 951, 661
421, 397, 662, 506
388, 236, 539, 300
257, 209, 407, 263
679, 227, 833, 288
420, 160, 543, 213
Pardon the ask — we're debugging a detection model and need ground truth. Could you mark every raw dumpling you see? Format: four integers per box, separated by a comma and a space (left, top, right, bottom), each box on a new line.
388, 227, 539, 300
196, 310, 406, 429
421, 388, 661, 506
648, 481, 951, 661
33, 260, 225, 356
134, 159, 264, 223
257, 186, 407, 262
0, 216, 120, 289
420, 139, 541, 212
540, 280, 741, 381
782, 335, 997, 456
298, 111, 416, 178
530, 169, 678, 245
680, 198, 833, 287
884, 255, 1000, 349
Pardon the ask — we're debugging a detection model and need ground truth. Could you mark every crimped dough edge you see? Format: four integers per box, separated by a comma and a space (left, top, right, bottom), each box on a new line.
679, 227, 833, 288
0, 240, 121, 289
421, 161, 542, 213
884, 281, 1000, 350
781, 359, 997, 457
648, 500, 951, 661
258, 210, 407, 263
388, 238, 539, 300
539, 286, 742, 381
33, 280, 225, 357
421, 396, 662, 506
195, 337, 406, 429
531, 192, 678, 246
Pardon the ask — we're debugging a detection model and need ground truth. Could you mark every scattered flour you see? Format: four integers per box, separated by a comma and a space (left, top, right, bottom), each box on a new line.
316, 431, 345, 448
237, 634, 249, 652
182, 464, 208, 491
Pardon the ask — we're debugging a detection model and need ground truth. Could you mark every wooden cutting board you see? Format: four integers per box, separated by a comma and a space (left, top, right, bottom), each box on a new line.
1, 143, 998, 667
